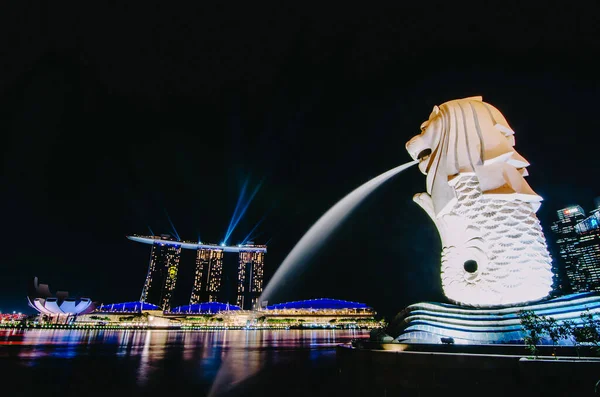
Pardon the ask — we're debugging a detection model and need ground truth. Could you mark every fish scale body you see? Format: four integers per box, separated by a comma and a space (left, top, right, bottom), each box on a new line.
440, 175, 553, 307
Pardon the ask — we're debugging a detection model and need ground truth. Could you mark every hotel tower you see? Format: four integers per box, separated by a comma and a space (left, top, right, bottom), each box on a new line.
236, 246, 265, 310
189, 248, 224, 304
130, 235, 267, 311
139, 234, 182, 311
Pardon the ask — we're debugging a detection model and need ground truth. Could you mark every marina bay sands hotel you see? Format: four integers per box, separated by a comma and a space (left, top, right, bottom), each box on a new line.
127, 235, 267, 311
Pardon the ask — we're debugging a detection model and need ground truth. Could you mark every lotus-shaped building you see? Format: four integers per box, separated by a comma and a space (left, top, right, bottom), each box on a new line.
27, 277, 96, 317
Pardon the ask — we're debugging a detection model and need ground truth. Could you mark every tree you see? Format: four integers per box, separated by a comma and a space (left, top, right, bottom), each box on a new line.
541, 316, 571, 357
519, 310, 545, 357
572, 309, 600, 355
519, 308, 600, 358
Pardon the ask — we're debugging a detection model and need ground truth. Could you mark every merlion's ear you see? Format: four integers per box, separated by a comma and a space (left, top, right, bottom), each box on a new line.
429, 105, 440, 119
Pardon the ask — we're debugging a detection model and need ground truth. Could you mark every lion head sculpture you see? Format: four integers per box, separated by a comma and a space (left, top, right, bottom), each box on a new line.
406, 96, 541, 218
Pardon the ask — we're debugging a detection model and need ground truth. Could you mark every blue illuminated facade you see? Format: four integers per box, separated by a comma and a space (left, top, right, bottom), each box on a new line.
170, 302, 241, 313
265, 298, 370, 311
97, 301, 160, 312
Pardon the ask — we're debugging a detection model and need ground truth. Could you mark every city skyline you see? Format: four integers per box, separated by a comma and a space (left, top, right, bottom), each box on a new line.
6, 195, 600, 317
1, 4, 599, 319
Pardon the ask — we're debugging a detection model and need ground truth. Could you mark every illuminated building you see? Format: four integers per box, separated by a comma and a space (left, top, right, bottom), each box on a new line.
190, 248, 224, 304
0, 313, 26, 324
128, 235, 267, 309
96, 301, 160, 313
79, 298, 379, 329
257, 298, 379, 329
140, 234, 182, 311
171, 302, 240, 314
27, 277, 96, 322
236, 243, 266, 310
264, 298, 372, 313
551, 201, 600, 293
551, 206, 586, 292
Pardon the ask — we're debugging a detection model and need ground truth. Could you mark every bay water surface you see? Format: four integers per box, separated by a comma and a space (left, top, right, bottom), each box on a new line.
0, 328, 367, 397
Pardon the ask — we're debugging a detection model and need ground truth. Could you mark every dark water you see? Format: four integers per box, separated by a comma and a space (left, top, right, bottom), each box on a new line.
0, 328, 367, 397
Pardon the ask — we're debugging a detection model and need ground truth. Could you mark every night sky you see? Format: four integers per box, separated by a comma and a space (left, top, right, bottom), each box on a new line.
1, 3, 599, 319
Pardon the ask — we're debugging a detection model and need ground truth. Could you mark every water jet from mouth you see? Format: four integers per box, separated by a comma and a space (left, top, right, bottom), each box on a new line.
260, 159, 419, 303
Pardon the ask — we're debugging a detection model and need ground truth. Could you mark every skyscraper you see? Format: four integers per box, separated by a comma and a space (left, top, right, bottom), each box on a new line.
129, 235, 267, 310
573, 210, 600, 290
140, 234, 182, 311
189, 248, 224, 304
551, 200, 600, 293
236, 243, 266, 310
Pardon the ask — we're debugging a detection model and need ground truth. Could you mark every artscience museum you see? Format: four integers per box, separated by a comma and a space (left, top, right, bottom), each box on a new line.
27, 277, 96, 321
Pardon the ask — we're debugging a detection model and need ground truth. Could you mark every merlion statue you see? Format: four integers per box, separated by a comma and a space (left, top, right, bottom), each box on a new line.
405, 96, 553, 307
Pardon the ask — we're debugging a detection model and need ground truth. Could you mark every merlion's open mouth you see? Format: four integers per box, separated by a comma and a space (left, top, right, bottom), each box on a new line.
417, 148, 431, 163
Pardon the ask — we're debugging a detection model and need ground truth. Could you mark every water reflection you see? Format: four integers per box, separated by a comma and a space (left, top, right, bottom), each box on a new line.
0, 329, 366, 396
